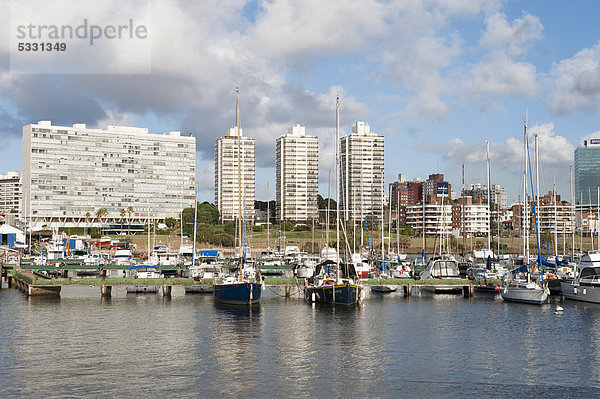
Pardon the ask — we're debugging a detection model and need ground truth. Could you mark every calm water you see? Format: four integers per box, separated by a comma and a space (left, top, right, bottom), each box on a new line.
1, 286, 600, 398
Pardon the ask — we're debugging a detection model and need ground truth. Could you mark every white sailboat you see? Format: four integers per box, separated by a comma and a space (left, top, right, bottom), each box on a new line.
501, 121, 549, 304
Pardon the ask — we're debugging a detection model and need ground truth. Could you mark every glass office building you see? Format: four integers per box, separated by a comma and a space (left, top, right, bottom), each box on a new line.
575, 139, 600, 205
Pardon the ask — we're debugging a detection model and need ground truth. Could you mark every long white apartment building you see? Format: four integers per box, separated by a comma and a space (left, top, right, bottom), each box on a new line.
405, 204, 453, 236
0, 171, 22, 221
340, 121, 384, 223
451, 198, 490, 236
215, 127, 255, 222
276, 125, 318, 221
22, 121, 196, 229
538, 203, 575, 234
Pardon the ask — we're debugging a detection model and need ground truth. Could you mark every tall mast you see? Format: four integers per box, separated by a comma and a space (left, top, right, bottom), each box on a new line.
236, 88, 243, 277
524, 122, 529, 262
570, 165, 575, 261
326, 169, 331, 251
597, 185, 600, 251
335, 96, 341, 283
486, 140, 491, 257
553, 180, 558, 257
267, 182, 270, 251
462, 163, 465, 259
535, 132, 540, 259
192, 183, 198, 267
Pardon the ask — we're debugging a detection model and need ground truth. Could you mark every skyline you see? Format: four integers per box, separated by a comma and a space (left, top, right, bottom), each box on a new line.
1, 1, 600, 205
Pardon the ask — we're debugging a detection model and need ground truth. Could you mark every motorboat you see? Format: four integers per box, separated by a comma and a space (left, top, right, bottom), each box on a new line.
420, 254, 460, 279
294, 256, 319, 278
561, 251, 600, 303
130, 265, 163, 279
114, 248, 134, 266
501, 279, 549, 304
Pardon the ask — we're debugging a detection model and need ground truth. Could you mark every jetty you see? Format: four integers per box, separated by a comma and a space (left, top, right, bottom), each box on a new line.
1, 264, 502, 300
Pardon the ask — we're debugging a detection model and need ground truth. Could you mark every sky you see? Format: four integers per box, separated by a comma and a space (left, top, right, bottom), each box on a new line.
1, 0, 600, 206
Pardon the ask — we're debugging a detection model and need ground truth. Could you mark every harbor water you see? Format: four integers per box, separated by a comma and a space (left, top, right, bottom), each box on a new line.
1, 286, 599, 397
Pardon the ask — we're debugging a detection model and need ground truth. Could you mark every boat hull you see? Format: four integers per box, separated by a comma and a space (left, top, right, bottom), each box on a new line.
561, 282, 600, 304
370, 285, 397, 293
305, 283, 362, 305
214, 282, 262, 305
421, 285, 463, 295
501, 285, 549, 304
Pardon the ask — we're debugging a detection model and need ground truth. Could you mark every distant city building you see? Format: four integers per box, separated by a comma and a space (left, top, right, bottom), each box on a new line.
22, 121, 195, 229
0, 171, 22, 221
340, 121, 384, 223
276, 125, 319, 221
215, 126, 256, 222
390, 174, 422, 208
575, 138, 600, 205
424, 174, 451, 203
464, 183, 507, 209
451, 196, 490, 236
405, 203, 453, 236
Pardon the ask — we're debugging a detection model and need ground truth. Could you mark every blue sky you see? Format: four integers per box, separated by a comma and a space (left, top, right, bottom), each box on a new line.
1, 0, 600, 206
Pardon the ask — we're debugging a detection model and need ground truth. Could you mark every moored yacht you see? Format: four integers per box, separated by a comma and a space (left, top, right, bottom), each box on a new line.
561, 251, 600, 303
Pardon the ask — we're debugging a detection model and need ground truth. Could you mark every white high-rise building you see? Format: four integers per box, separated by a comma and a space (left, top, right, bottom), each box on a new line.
215, 127, 255, 222
22, 121, 196, 229
276, 124, 319, 221
0, 171, 22, 221
340, 121, 384, 222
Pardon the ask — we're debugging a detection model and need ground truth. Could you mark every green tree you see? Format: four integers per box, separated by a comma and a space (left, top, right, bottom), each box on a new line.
119, 208, 126, 234
126, 206, 134, 235
165, 217, 177, 228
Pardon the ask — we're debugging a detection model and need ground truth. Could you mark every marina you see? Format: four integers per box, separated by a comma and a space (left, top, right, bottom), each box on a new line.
1, 284, 599, 397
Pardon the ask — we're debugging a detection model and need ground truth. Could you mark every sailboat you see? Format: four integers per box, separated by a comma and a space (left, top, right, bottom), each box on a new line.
501, 122, 549, 304
214, 88, 263, 305
304, 96, 363, 305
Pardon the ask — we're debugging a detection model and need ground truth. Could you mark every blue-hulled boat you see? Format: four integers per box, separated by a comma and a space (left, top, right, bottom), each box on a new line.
214, 277, 262, 305
305, 260, 364, 305
213, 88, 262, 306
305, 280, 362, 304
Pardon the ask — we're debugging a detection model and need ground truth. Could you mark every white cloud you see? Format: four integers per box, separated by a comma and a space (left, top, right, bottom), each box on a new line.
465, 12, 540, 100
548, 41, 600, 114
424, 122, 572, 166
480, 12, 543, 57
468, 53, 537, 97
250, 0, 388, 60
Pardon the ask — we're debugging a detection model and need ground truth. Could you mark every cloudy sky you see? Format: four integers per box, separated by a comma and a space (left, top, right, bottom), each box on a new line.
1, 0, 600, 205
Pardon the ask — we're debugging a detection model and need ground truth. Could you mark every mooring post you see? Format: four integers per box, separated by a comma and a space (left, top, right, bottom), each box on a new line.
162, 285, 172, 297
62, 269, 68, 279
284, 285, 291, 297
463, 285, 473, 298
403, 285, 412, 298
100, 285, 112, 298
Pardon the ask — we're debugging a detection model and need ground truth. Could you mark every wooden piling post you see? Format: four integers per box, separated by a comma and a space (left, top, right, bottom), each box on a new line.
463, 285, 474, 297
403, 285, 412, 298
100, 285, 112, 298
285, 285, 291, 298
162, 285, 172, 297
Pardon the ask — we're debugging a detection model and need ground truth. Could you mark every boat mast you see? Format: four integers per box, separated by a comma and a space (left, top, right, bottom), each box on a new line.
335, 96, 341, 285
236, 87, 243, 279
388, 185, 392, 255
535, 133, 540, 261
597, 185, 600, 251
192, 183, 198, 267
570, 165, 575, 261
553, 180, 558, 258
326, 169, 331, 252
462, 163, 465, 259
267, 182, 270, 251
396, 193, 400, 255
486, 140, 491, 258
524, 122, 530, 264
